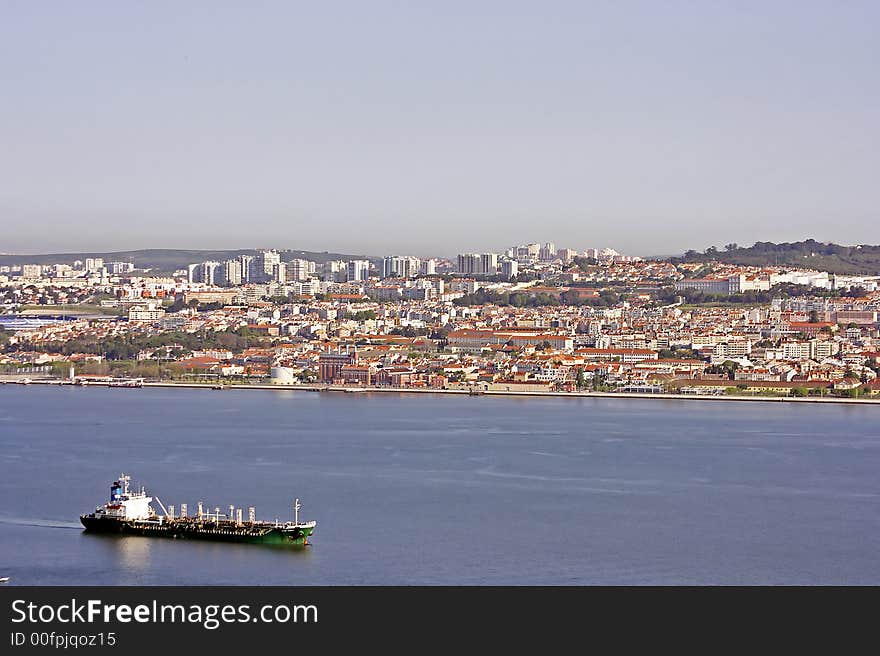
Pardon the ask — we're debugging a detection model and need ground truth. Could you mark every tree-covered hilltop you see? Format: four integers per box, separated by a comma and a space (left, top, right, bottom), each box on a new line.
668, 240, 880, 275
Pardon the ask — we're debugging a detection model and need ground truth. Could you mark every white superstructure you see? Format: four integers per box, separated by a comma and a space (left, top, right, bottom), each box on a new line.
92, 473, 156, 521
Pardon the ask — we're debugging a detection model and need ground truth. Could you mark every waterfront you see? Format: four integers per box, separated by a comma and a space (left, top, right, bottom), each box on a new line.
1, 385, 879, 585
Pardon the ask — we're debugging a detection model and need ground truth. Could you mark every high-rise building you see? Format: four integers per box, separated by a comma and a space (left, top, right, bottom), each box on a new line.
238, 255, 254, 283
323, 260, 348, 282
557, 249, 576, 264
501, 259, 518, 279
347, 259, 371, 282
457, 253, 498, 275
421, 259, 437, 275
457, 253, 480, 275
287, 259, 313, 282
187, 261, 222, 285
201, 261, 222, 285
513, 243, 541, 262
539, 243, 557, 262
382, 255, 420, 279
480, 253, 498, 275
272, 262, 286, 284
250, 251, 280, 283
84, 258, 104, 272
218, 259, 243, 286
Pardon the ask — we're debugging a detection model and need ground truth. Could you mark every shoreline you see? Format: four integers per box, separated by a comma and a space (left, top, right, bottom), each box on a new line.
3, 377, 879, 405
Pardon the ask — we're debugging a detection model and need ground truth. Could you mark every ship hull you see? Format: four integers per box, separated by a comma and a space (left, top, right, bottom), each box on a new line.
80, 515, 314, 546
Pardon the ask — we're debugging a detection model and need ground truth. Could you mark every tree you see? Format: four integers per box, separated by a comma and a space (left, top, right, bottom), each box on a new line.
724, 243, 739, 252
707, 360, 740, 380
572, 256, 598, 270
808, 310, 820, 323
347, 310, 376, 321
390, 326, 428, 337
575, 367, 586, 390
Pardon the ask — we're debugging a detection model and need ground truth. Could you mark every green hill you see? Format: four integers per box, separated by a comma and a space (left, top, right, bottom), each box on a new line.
669, 240, 880, 275
0, 248, 379, 274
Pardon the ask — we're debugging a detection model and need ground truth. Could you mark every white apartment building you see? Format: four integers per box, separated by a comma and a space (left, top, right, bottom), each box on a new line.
128, 305, 166, 322
189, 261, 221, 285
323, 260, 348, 282
20, 264, 43, 279
382, 255, 421, 279
538, 243, 556, 262
238, 255, 253, 283
218, 259, 243, 286
713, 340, 753, 358
288, 259, 313, 281
781, 341, 812, 360
249, 251, 280, 283
501, 259, 518, 279
347, 259, 371, 282
108, 262, 135, 274
480, 253, 498, 274
457, 253, 499, 275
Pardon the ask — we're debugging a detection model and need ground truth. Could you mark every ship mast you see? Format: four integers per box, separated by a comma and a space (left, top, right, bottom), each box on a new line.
294, 498, 301, 525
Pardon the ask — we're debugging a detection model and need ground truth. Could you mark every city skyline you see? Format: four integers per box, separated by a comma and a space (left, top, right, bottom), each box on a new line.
2, 234, 879, 263
2, 2, 878, 256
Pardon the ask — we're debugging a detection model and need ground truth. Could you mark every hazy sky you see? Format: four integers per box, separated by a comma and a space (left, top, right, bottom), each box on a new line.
1, 1, 877, 258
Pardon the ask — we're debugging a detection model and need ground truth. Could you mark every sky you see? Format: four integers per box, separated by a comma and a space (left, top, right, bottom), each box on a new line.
1, 1, 877, 258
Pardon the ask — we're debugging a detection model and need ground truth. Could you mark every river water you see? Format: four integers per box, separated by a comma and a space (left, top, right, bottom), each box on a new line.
1, 385, 878, 584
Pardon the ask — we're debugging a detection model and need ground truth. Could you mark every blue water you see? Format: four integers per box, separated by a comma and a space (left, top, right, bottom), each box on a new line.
1, 385, 878, 584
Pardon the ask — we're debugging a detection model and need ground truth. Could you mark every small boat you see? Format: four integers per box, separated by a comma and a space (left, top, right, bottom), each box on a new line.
0, 577, 9, 584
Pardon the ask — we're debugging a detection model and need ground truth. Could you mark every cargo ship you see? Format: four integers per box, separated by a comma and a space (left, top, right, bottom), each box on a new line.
80, 474, 316, 546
